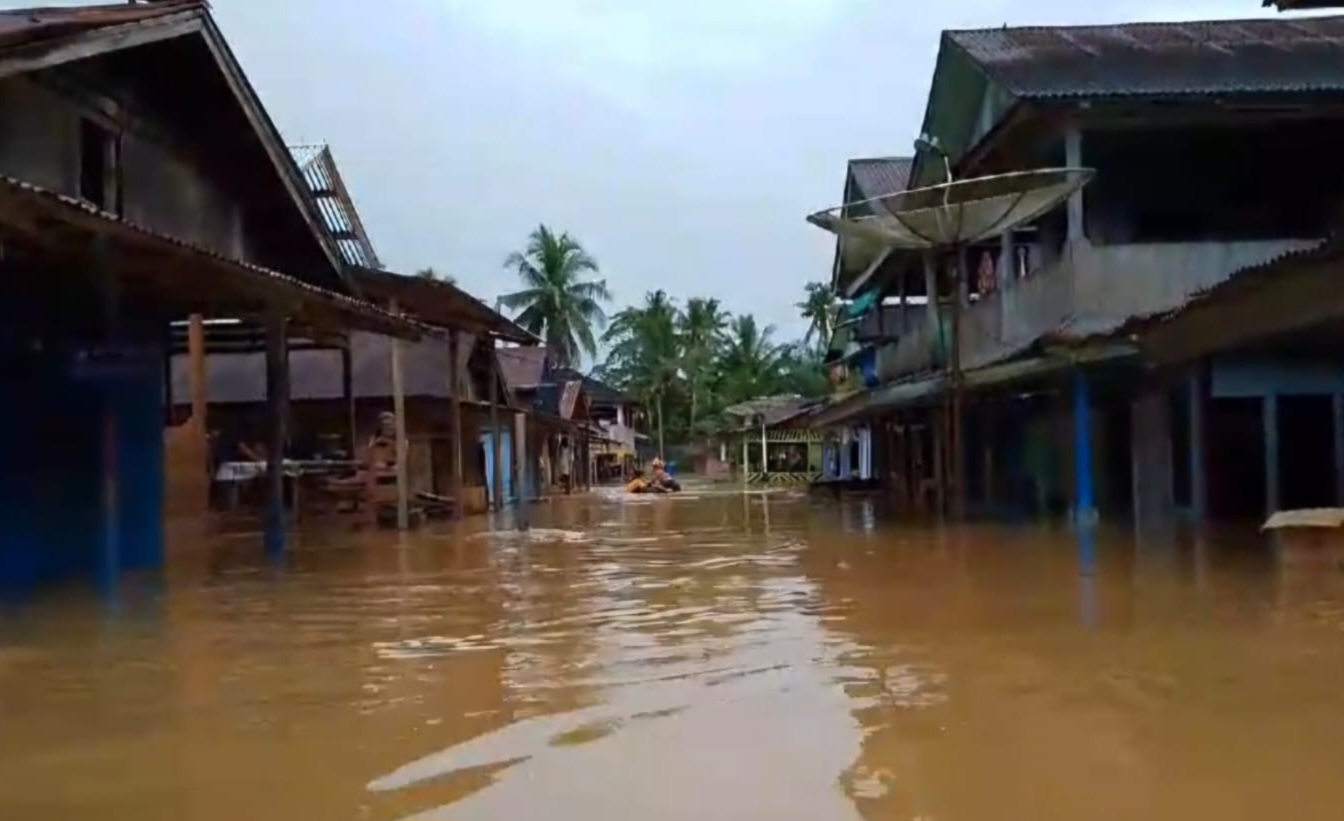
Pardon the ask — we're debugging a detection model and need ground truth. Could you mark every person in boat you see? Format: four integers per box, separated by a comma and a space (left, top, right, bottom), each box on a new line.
649, 458, 681, 493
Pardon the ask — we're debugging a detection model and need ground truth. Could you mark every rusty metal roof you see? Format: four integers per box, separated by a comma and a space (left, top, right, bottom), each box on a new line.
353, 267, 535, 343
497, 346, 548, 390
0, 1, 203, 48
0, 173, 430, 339
848, 157, 913, 202
949, 16, 1344, 99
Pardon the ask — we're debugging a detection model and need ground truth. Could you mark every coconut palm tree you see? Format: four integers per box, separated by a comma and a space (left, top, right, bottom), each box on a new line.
720, 314, 786, 402
797, 281, 838, 351
679, 297, 729, 431
500, 225, 610, 368
601, 290, 680, 456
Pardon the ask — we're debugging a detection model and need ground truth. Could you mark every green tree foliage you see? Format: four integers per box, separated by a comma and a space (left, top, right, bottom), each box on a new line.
796, 281, 838, 351
500, 225, 611, 368
595, 284, 837, 448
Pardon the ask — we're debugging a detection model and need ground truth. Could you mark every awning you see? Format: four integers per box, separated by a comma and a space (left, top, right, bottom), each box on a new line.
0, 174, 430, 339
808, 343, 1136, 427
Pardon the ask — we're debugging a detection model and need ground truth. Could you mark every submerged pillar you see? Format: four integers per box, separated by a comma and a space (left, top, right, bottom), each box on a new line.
448, 330, 464, 520
264, 315, 289, 554
1334, 393, 1344, 508
1073, 371, 1097, 526
1264, 394, 1280, 516
1130, 388, 1175, 528
1188, 369, 1208, 526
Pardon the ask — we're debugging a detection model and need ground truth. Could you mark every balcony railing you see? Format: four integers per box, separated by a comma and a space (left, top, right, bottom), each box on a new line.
876, 238, 1317, 382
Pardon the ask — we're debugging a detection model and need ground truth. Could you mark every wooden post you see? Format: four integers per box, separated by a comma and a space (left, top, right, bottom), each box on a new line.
515, 411, 529, 525
448, 331, 464, 519
186, 313, 208, 512
741, 433, 748, 486
389, 301, 409, 530
1065, 124, 1085, 244
998, 229, 1014, 289
264, 314, 289, 553
187, 315, 207, 431
341, 334, 356, 459
1264, 394, 1280, 517
1189, 368, 1208, 526
760, 418, 768, 480
489, 347, 504, 510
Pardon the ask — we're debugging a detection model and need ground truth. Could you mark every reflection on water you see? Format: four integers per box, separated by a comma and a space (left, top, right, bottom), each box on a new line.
4, 492, 1344, 820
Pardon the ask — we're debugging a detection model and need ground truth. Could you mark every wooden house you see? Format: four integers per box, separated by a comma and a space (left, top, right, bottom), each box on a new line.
814, 15, 1344, 525
0, 2, 425, 587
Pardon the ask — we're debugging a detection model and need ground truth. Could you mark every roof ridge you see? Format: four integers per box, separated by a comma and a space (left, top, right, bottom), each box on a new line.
947, 13, 1344, 37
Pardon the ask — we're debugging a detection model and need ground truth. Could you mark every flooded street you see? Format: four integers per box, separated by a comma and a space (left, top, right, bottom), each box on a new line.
5, 490, 1344, 820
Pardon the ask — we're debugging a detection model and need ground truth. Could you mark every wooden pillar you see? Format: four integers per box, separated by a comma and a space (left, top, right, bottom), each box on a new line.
515, 411, 529, 500
931, 413, 945, 515
741, 433, 749, 485
998, 229, 1014, 289
389, 302, 409, 530
1130, 389, 1174, 527
1264, 394, 1280, 516
1189, 369, 1208, 525
1065, 124, 1085, 244
489, 350, 504, 510
1334, 393, 1344, 508
1073, 371, 1097, 526
264, 314, 289, 552
187, 315, 207, 430
341, 336, 356, 458
922, 253, 940, 332
448, 330, 463, 520
760, 419, 768, 477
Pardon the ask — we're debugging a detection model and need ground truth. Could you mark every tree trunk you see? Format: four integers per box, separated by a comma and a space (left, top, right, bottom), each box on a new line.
657, 394, 666, 458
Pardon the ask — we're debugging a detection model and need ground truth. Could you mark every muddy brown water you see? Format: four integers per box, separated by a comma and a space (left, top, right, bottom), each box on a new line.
4, 489, 1344, 820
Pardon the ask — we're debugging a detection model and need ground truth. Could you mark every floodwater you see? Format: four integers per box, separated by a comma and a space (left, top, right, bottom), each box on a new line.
4, 489, 1344, 821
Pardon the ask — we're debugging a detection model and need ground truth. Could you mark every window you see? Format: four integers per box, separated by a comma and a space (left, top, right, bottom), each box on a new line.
79, 118, 118, 212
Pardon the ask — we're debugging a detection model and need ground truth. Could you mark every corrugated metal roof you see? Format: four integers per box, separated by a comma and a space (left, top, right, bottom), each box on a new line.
949, 16, 1344, 98
0, 1, 202, 47
288, 143, 380, 268
848, 157, 913, 202
0, 173, 429, 339
497, 347, 548, 390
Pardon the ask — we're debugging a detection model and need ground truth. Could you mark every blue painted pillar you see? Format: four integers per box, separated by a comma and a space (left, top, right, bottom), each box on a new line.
115, 352, 165, 572
839, 432, 853, 479
1264, 394, 1280, 516
1073, 371, 1097, 525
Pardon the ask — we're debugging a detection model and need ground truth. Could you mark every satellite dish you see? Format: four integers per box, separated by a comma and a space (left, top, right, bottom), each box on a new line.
804, 165, 1095, 520
808, 167, 1093, 298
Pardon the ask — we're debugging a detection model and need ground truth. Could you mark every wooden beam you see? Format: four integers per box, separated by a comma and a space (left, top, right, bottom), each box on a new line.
490, 346, 504, 510
390, 301, 410, 530
341, 339, 356, 459
264, 314, 289, 553
449, 331, 464, 519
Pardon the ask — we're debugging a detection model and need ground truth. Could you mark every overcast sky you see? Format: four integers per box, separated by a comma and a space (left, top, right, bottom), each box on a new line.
22, 1, 1326, 352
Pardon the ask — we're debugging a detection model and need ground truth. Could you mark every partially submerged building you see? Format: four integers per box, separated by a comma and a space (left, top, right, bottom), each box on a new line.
814, 15, 1344, 525
0, 1, 427, 586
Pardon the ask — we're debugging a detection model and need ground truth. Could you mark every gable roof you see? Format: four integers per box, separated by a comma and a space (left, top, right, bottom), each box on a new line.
351, 267, 535, 343
548, 366, 635, 405
290, 143, 381, 269
847, 157, 913, 211
496, 346, 548, 390
0, 1, 350, 290
913, 14, 1344, 187
947, 16, 1344, 100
